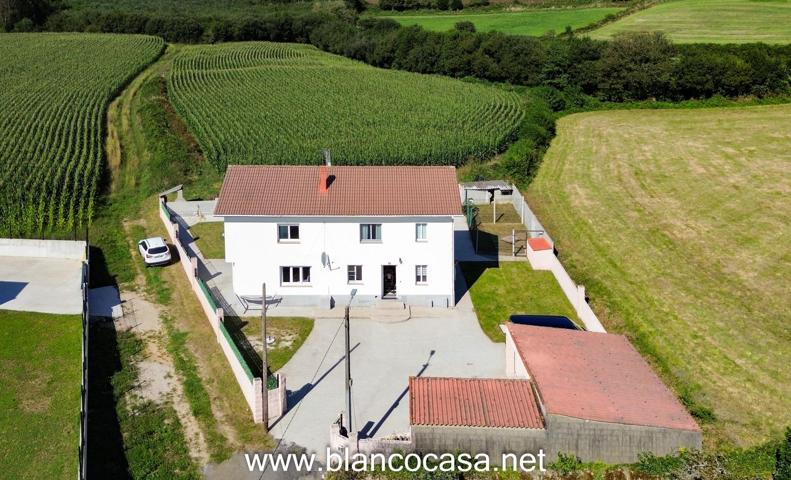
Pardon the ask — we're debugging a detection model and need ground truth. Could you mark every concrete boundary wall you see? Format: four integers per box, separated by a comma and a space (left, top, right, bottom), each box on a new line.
526, 240, 605, 332
0, 238, 86, 260
159, 198, 286, 423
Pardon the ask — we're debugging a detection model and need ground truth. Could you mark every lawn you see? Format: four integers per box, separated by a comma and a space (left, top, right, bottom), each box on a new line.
461, 262, 580, 341
589, 0, 791, 44
230, 316, 315, 374
190, 222, 225, 259
381, 7, 622, 36
526, 105, 791, 447
0, 310, 81, 480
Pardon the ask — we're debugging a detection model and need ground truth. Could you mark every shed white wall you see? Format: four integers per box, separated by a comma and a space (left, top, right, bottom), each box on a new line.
223, 216, 456, 307
503, 326, 530, 379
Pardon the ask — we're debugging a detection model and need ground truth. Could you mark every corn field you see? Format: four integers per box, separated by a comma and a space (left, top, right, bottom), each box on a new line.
168, 42, 524, 170
0, 33, 164, 237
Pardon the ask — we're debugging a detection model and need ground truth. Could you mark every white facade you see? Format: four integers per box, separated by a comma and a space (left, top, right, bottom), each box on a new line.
223, 215, 456, 307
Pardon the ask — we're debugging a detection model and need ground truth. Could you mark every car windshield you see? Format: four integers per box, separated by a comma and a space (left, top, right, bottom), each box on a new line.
149, 246, 168, 254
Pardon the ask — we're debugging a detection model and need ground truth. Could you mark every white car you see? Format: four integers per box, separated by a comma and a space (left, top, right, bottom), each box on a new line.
138, 236, 172, 266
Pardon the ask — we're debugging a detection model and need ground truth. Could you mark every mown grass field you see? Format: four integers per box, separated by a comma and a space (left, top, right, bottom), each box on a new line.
381, 7, 622, 36
0, 311, 81, 480
0, 33, 163, 237
589, 0, 791, 43
168, 42, 524, 170
527, 105, 791, 447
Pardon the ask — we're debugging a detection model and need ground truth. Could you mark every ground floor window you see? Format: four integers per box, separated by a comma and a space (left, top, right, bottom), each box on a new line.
281, 266, 311, 285
415, 265, 428, 284
347, 265, 362, 283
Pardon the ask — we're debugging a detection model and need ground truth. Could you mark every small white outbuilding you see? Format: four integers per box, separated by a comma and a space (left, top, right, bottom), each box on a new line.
214, 164, 461, 307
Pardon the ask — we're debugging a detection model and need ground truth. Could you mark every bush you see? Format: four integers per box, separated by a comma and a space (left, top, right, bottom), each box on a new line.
596, 31, 675, 101
450, 0, 463, 10
777, 428, 791, 480
12, 17, 35, 32
454, 21, 475, 33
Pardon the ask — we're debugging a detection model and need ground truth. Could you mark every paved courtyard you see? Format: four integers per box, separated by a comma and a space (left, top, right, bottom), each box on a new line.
270, 306, 505, 456
0, 256, 83, 314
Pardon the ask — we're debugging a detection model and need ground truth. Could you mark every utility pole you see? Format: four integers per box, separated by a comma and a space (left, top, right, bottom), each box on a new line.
344, 304, 352, 434
262, 283, 268, 431
344, 289, 356, 434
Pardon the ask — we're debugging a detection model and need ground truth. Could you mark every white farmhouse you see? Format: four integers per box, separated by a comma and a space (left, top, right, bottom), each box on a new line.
214, 165, 461, 307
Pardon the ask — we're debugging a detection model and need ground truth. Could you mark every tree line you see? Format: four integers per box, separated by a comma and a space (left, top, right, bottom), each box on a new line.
36, 8, 790, 102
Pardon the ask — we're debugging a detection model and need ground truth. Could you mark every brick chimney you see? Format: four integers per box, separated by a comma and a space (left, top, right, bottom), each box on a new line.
319, 165, 329, 193
319, 149, 332, 193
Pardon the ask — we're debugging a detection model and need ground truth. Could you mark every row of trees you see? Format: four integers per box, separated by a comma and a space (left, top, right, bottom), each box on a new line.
314, 19, 791, 101
379, 0, 466, 12
42, 8, 791, 101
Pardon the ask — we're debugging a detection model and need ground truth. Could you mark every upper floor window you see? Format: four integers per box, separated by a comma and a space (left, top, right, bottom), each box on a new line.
415, 265, 428, 284
360, 224, 382, 242
281, 266, 310, 285
416, 223, 427, 242
278, 224, 299, 242
347, 265, 363, 283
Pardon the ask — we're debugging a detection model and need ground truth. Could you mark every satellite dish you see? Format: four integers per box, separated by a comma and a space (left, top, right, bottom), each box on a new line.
321, 252, 329, 267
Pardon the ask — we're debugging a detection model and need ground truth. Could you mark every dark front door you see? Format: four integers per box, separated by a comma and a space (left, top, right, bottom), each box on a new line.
382, 265, 397, 298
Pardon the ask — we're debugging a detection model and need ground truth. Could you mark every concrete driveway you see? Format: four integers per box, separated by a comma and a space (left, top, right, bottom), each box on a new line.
270, 290, 504, 457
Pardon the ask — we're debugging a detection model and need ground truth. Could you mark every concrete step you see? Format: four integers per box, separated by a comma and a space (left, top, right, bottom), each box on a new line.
375, 299, 407, 310
369, 300, 411, 322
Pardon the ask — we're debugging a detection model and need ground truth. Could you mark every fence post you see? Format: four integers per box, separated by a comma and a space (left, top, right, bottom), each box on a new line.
216, 307, 224, 339
577, 284, 586, 313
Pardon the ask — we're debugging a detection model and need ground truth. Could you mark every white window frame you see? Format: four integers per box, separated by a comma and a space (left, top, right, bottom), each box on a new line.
415, 223, 427, 242
360, 223, 382, 243
347, 265, 363, 284
281, 266, 311, 286
415, 265, 428, 285
277, 224, 300, 242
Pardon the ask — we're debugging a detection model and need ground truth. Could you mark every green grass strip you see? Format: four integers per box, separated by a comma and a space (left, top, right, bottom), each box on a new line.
163, 314, 233, 463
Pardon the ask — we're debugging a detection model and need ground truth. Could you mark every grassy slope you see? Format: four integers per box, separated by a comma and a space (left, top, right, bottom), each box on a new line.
526, 104, 791, 447
589, 0, 791, 44
0, 311, 81, 480
461, 262, 580, 341
382, 7, 622, 36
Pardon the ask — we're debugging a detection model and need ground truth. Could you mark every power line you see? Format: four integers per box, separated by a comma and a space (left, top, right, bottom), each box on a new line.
258, 317, 346, 479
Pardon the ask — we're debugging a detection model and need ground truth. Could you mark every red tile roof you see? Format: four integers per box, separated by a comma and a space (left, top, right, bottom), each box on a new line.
215, 165, 461, 217
527, 237, 552, 251
409, 377, 544, 429
506, 324, 700, 432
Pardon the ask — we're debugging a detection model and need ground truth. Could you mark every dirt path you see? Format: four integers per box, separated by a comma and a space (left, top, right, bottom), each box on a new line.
115, 287, 211, 466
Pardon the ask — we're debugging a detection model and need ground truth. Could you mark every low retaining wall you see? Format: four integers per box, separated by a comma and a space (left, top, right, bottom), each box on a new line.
159, 198, 286, 423
0, 238, 86, 260
526, 244, 605, 333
